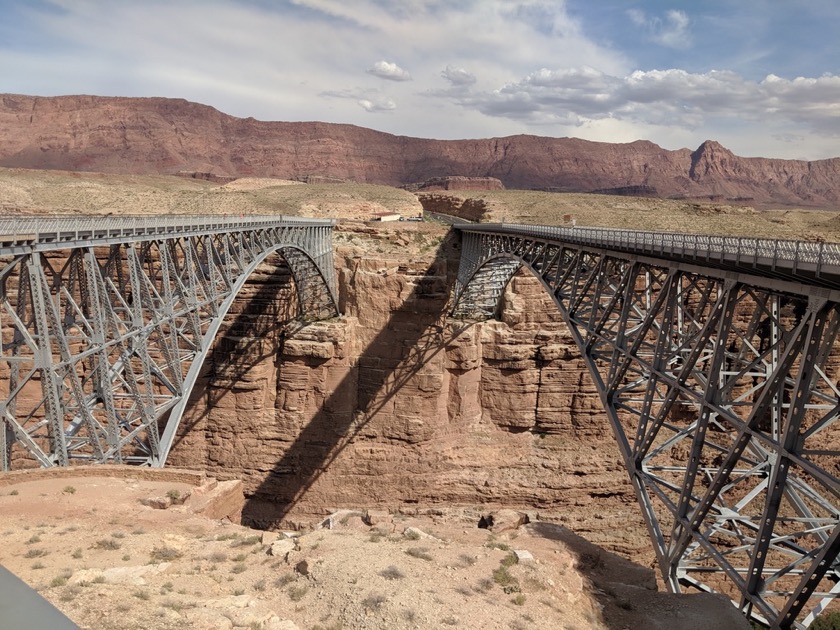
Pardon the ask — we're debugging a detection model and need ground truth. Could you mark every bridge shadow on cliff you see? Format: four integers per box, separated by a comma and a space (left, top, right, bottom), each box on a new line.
168, 255, 301, 461
241, 231, 468, 528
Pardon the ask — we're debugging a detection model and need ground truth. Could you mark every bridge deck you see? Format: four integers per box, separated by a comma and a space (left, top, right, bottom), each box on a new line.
456, 223, 840, 291
0, 215, 334, 254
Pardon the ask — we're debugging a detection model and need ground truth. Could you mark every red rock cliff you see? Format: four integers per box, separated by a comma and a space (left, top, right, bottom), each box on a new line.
166, 223, 648, 560
1, 94, 839, 208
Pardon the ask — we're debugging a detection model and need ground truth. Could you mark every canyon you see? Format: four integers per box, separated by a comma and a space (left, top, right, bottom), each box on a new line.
164, 219, 648, 558
0, 121, 834, 625
2, 93, 840, 209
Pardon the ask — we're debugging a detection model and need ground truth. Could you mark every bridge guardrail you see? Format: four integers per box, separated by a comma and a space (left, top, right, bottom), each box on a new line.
457, 222, 840, 287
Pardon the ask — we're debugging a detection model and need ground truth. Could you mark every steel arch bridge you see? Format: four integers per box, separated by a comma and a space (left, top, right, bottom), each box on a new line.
0, 215, 338, 471
452, 223, 840, 629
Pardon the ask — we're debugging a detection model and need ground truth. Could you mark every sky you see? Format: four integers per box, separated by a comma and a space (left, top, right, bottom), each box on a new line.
1, 0, 839, 160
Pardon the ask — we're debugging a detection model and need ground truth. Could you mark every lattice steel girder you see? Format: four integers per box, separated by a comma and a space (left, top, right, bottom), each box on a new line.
0, 216, 339, 469
451, 224, 840, 629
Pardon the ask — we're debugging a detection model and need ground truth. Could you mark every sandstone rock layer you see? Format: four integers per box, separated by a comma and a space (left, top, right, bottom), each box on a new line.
2, 94, 839, 208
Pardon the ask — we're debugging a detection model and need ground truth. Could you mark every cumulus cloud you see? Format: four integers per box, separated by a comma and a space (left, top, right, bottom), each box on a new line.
367, 60, 411, 81
628, 9, 691, 49
455, 67, 840, 135
441, 65, 476, 87
358, 97, 397, 112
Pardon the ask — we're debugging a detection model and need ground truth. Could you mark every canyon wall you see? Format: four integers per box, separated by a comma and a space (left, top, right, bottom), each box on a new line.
166, 223, 650, 560
2, 94, 840, 208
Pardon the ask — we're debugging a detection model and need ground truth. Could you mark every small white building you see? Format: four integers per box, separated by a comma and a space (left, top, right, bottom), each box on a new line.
371, 212, 402, 222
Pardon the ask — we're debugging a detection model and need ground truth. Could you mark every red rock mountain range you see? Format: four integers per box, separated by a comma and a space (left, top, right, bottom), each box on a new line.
1, 93, 838, 209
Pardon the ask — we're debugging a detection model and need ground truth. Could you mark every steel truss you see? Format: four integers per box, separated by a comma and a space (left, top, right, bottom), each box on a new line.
0, 215, 338, 470
452, 224, 840, 629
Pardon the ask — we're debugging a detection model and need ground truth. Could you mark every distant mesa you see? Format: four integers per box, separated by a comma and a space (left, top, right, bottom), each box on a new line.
1, 94, 839, 209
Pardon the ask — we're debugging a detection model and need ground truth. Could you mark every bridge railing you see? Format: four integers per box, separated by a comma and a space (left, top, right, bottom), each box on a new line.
457, 223, 840, 286
0, 214, 334, 248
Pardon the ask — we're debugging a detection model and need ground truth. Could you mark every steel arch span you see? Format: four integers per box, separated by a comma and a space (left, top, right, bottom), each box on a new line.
0, 215, 338, 470
451, 223, 840, 629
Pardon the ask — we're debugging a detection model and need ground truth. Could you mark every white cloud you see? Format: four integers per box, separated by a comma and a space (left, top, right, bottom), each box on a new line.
358, 97, 397, 112
455, 67, 840, 137
442, 65, 477, 87
628, 8, 692, 49
0, 0, 837, 159
367, 61, 412, 82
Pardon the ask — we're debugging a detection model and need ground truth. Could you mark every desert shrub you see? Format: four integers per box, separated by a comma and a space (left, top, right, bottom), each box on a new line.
275, 573, 295, 588
149, 547, 182, 562
812, 611, 840, 630
95, 538, 121, 551
362, 593, 386, 611
379, 565, 405, 580
405, 547, 433, 561
288, 584, 308, 602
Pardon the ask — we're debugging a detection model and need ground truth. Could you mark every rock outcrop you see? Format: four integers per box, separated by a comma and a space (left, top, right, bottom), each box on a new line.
1, 94, 839, 208
166, 223, 649, 561
407, 176, 505, 192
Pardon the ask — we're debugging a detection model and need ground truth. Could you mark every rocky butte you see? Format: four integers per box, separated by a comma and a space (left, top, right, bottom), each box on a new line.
1, 93, 840, 208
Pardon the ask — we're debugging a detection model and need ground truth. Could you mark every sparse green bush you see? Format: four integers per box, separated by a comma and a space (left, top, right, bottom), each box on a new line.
493, 565, 519, 593
501, 553, 517, 568
811, 611, 840, 630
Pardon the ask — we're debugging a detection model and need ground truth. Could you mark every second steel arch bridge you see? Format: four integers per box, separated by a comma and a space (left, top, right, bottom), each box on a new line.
452, 223, 840, 629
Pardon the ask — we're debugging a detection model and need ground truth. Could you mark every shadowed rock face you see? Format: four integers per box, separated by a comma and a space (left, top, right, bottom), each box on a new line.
2, 93, 839, 208
165, 225, 651, 563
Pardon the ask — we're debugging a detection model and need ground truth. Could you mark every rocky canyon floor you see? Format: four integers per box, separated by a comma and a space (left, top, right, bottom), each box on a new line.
0, 469, 749, 630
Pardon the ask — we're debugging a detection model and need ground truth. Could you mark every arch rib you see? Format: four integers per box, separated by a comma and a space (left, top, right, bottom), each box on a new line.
452, 224, 840, 629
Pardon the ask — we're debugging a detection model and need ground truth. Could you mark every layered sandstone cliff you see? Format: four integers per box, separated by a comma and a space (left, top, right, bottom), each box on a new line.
166, 222, 649, 561
2, 94, 839, 208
